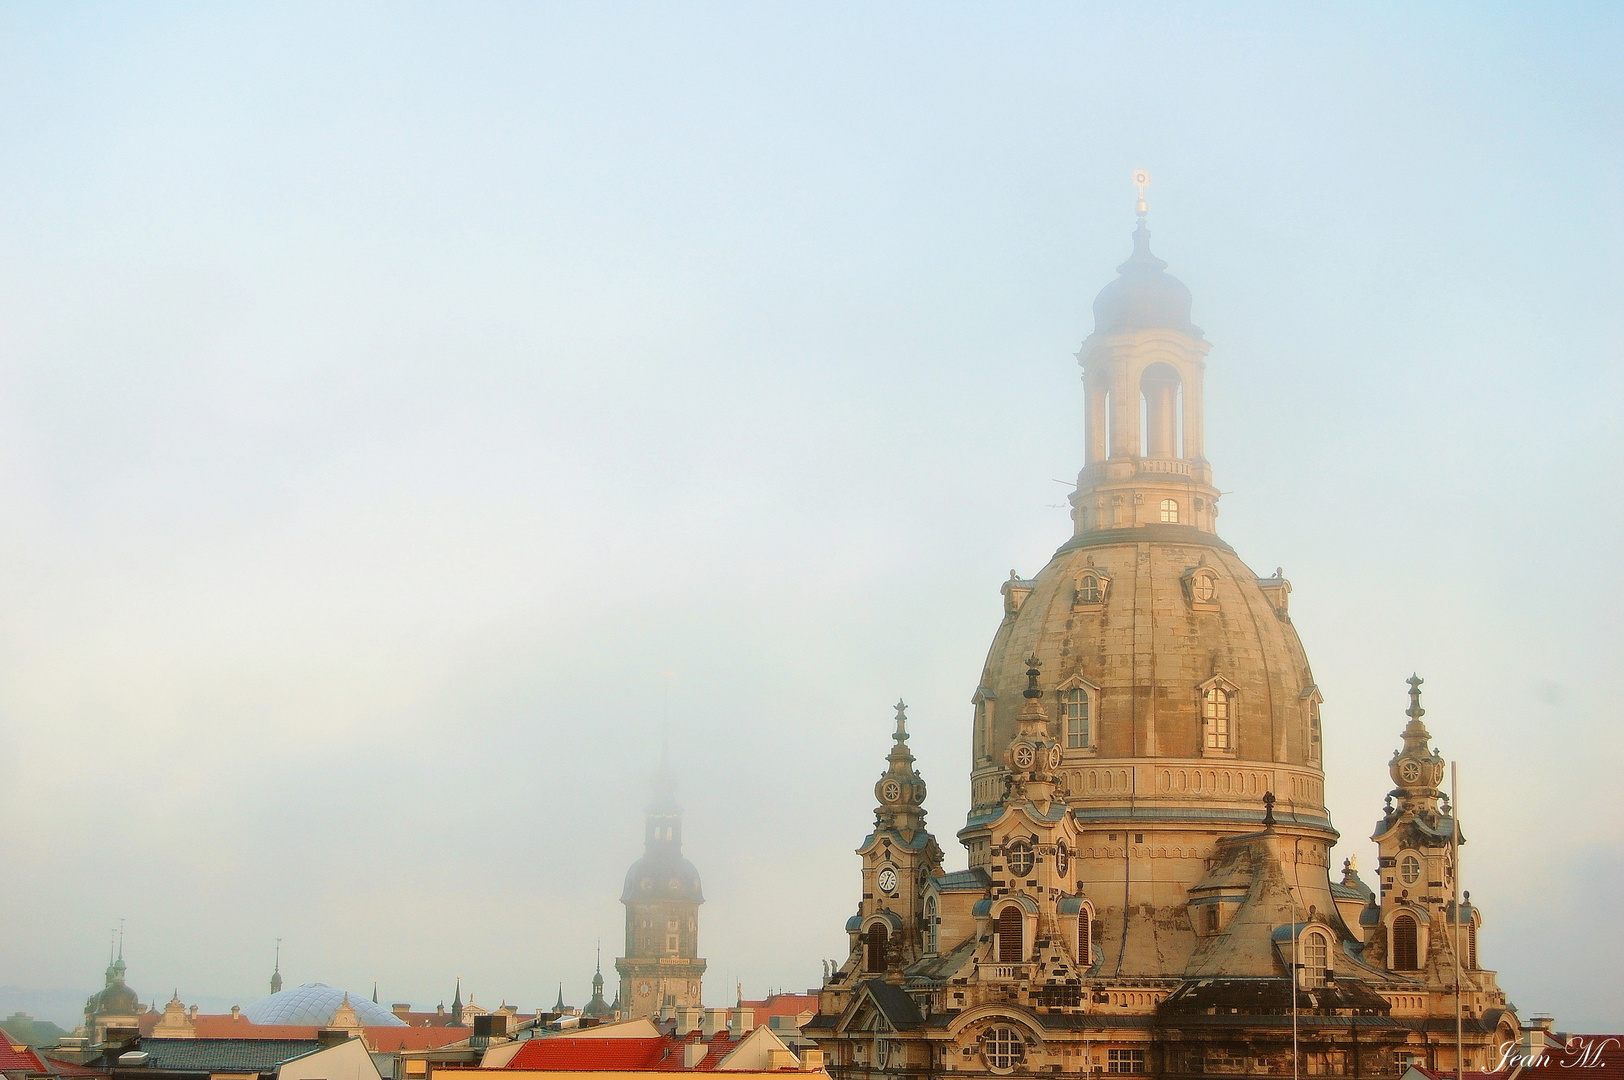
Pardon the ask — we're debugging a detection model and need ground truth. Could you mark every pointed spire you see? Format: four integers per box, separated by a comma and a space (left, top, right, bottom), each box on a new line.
451, 976, 463, 1017
553, 982, 565, 1012
372, 980, 379, 1004
270, 938, 283, 994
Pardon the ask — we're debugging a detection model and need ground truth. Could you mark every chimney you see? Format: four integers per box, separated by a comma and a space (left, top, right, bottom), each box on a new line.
187, 1005, 198, 1020
684, 1043, 708, 1069
768, 1049, 798, 1070
675, 1006, 703, 1035
799, 1050, 824, 1072
230, 1006, 241, 1021
393, 1004, 412, 1019
1523, 1015, 1557, 1060
729, 1009, 754, 1038
700, 1009, 728, 1040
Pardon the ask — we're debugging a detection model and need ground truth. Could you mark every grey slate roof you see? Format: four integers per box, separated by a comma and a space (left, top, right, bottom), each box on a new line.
137, 1039, 320, 1073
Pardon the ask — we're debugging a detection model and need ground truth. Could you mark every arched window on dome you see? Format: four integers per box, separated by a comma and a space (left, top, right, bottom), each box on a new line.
1160, 498, 1179, 523
1078, 574, 1101, 604
1300, 929, 1330, 988
1391, 914, 1419, 971
1077, 907, 1092, 965
865, 923, 888, 972
1466, 921, 1478, 970
997, 906, 1024, 963
1065, 687, 1090, 748
1203, 686, 1232, 751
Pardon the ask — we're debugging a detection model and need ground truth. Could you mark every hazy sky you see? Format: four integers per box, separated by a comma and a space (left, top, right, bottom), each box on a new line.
1, 2, 1620, 1031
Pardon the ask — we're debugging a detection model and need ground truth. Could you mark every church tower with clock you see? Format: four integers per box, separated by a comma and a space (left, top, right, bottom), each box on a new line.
848, 702, 944, 978
615, 757, 706, 1019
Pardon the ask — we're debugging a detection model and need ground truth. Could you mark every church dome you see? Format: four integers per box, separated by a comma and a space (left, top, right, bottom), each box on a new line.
973, 533, 1324, 830
1091, 221, 1198, 336
243, 983, 406, 1027
620, 852, 704, 904
87, 981, 140, 1017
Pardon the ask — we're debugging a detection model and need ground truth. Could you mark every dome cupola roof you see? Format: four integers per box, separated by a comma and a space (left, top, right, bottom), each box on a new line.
1092, 219, 1198, 337
243, 983, 406, 1027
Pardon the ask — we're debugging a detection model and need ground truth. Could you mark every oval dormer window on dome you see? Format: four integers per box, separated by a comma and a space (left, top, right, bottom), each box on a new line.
1079, 574, 1101, 603
1400, 853, 1421, 885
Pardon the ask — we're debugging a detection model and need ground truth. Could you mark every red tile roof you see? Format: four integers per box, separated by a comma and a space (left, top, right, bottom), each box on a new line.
504, 1033, 746, 1073
1, 1041, 45, 1073
1518, 1036, 1624, 1080
736, 996, 816, 1022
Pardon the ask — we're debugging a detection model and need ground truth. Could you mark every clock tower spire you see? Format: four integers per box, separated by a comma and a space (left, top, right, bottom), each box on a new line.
615, 755, 706, 1020
831, 702, 943, 984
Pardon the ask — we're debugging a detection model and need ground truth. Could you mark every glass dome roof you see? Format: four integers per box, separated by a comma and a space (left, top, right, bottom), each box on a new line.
243, 983, 406, 1027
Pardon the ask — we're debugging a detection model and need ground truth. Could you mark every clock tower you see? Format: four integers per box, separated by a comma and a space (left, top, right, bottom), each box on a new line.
615, 756, 706, 1019
836, 701, 943, 981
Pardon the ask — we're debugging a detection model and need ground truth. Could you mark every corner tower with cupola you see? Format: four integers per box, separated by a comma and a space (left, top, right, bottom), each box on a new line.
615, 754, 705, 1019
840, 702, 944, 983
807, 176, 1521, 1080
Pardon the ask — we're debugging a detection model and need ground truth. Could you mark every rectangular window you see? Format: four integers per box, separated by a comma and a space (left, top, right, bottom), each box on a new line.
1204, 688, 1231, 749
1108, 1048, 1146, 1073
1066, 688, 1090, 748
666, 934, 679, 953
1204, 905, 1219, 934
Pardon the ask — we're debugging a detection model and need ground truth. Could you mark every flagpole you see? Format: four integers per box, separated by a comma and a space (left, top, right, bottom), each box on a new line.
1453, 761, 1463, 1080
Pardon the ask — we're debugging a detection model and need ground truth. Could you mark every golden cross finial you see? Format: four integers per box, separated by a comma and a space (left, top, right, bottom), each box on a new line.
1133, 169, 1151, 217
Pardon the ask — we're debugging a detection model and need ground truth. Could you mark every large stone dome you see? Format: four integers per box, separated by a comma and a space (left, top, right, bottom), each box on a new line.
970, 527, 1326, 832
243, 983, 405, 1027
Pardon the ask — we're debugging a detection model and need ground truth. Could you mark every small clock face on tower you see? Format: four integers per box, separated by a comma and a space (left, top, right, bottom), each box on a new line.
1048, 745, 1063, 769
881, 779, 902, 803
1012, 743, 1036, 769
638, 983, 650, 996
877, 866, 898, 893
1400, 760, 1422, 784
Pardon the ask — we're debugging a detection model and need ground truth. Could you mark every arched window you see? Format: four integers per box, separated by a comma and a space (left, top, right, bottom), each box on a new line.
924, 896, 938, 954
1078, 909, 1092, 964
865, 923, 888, 972
997, 907, 1024, 963
1302, 931, 1329, 987
1160, 498, 1179, 523
1078, 574, 1101, 603
1391, 914, 1419, 971
1204, 688, 1231, 750
1065, 687, 1090, 748
1466, 921, 1478, 970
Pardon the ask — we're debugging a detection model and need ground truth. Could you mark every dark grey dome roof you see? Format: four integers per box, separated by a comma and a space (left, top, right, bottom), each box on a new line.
1092, 221, 1199, 337
621, 852, 704, 904
88, 982, 141, 1017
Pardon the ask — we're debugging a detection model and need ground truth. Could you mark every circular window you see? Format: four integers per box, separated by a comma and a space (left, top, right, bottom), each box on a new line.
1012, 743, 1036, 769
1400, 855, 1420, 885
982, 1026, 1027, 1072
1007, 840, 1035, 878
